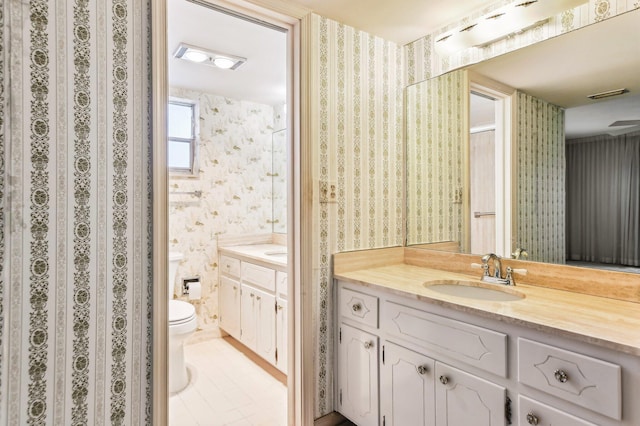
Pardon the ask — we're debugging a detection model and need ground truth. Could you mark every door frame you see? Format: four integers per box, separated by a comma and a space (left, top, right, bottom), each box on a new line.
151, 1, 313, 424
468, 72, 516, 258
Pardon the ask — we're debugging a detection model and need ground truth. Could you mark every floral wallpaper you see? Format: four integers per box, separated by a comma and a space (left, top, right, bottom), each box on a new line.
2, 0, 152, 424
406, 70, 466, 248
168, 87, 281, 334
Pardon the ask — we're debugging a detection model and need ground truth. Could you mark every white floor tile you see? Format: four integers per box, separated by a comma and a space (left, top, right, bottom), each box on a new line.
169, 337, 287, 426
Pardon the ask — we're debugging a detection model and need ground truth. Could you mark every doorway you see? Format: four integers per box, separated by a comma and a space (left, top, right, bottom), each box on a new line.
153, 0, 303, 424
467, 79, 514, 258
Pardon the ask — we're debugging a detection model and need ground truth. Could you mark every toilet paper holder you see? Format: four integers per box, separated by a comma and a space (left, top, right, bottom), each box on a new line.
182, 276, 200, 296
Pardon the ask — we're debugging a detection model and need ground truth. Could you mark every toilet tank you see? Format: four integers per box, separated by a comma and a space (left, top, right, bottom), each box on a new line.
168, 252, 184, 298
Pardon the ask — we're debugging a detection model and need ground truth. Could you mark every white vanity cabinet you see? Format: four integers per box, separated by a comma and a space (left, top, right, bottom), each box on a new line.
380, 342, 435, 426
218, 250, 287, 373
219, 276, 241, 338
218, 255, 241, 339
338, 323, 379, 426
336, 280, 637, 426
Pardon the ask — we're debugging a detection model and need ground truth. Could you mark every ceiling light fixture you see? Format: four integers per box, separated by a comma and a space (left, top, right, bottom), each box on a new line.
174, 43, 246, 70
587, 88, 629, 100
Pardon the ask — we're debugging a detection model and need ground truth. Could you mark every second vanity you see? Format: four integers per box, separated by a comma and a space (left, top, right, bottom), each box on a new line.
218, 243, 288, 374
333, 248, 640, 426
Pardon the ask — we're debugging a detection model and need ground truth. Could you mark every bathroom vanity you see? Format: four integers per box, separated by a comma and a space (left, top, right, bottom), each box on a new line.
333, 248, 640, 426
218, 244, 288, 374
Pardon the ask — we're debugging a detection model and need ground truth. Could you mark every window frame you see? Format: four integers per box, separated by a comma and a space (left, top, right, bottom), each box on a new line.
168, 97, 200, 176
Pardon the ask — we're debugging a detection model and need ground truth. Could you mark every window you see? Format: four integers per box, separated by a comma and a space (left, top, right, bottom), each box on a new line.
168, 99, 198, 175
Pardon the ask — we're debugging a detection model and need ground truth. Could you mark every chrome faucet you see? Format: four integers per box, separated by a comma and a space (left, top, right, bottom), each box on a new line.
480, 253, 511, 285
511, 247, 528, 260
481, 253, 502, 279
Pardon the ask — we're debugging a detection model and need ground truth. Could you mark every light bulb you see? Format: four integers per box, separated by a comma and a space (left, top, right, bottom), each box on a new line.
183, 49, 208, 63
213, 57, 235, 69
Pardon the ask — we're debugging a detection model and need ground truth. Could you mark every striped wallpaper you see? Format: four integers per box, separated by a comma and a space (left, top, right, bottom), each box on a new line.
406, 70, 466, 248
515, 91, 566, 264
1, 1, 151, 424
310, 13, 404, 416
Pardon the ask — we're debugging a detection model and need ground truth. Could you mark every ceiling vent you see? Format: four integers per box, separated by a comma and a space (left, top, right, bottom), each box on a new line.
174, 43, 246, 70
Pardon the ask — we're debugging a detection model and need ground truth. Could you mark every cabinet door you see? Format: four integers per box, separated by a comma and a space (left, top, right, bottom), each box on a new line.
219, 276, 241, 339
254, 287, 276, 364
240, 284, 257, 350
276, 297, 288, 374
435, 362, 506, 426
380, 342, 435, 426
338, 323, 379, 426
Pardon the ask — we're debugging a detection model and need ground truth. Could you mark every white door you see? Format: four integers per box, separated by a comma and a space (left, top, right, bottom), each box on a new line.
380, 342, 435, 426
219, 276, 241, 339
435, 362, 506, 426
276, 297, 288, 374
240, 284, 257, 350
338, 323, 378, 426
254, 287, 276, 364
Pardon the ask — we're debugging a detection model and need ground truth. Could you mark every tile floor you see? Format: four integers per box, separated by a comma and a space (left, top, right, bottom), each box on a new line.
169, 337, 287, 426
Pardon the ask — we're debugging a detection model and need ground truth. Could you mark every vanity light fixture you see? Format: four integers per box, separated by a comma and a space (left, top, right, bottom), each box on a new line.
434, 0, 584, 56
174, 43, 246, 70
587, 88, 629, 100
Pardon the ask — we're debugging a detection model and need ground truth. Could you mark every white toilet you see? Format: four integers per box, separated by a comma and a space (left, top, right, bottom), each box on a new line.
168, 251, 197, 394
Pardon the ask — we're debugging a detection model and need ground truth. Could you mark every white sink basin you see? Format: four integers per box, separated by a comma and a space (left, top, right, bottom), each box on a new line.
424, 280, 524, 302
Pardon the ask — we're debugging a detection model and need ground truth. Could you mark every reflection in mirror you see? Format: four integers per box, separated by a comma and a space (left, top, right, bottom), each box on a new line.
272, 129, 287, 233
406, 9, 640, 272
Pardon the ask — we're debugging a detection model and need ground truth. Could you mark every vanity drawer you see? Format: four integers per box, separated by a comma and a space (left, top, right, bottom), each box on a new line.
518, 395, 597, 426
220, 255, 241, 279
340, 287, 379, 329
241, 262, 276, 292
381, 301, 507, 377
518, 338, 621, 420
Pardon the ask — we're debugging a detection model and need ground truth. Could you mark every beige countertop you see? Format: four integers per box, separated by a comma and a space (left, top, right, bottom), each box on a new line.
334, 261, 640, 356
219, 243, 287, 269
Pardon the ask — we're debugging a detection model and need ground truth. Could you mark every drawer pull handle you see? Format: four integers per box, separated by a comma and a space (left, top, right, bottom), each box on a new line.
352, 303, 362, 312
554, 369, 569, 383
526, 412, 539, 425
439, 375, 449, 385
363, 341, 374, 349
417, 365, 428, 375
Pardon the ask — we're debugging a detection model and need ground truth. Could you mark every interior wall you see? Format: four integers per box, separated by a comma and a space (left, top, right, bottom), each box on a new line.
168, 87, 280, 336
310, 13, 404, 416
515, 91, 566, 264
406, 70, 465, 247
1, 0, 151, 424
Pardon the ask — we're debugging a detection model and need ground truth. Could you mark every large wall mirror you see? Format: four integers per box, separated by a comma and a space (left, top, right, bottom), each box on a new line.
406, 9, 640, 272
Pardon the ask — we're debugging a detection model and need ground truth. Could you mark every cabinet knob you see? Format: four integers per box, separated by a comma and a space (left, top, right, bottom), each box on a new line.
526, 412, 539, 425
277, 304, 283, 310
352, 303, 362, 312
256, 296, 261, 301
439, 375, 449, 385
233, 286, 237, 290
417, 365, 428, 375
363, 341, 374, 349
554, 369, 569, 383
250, 293, 255, 298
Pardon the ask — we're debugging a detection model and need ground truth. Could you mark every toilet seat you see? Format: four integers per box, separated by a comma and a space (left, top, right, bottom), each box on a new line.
169, 300, 197, 335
